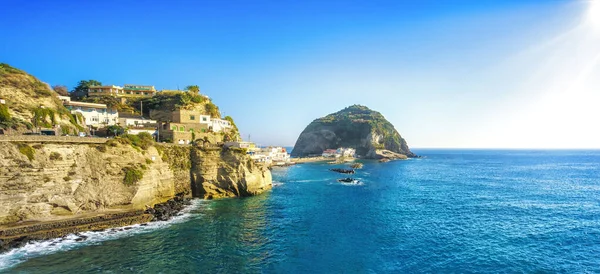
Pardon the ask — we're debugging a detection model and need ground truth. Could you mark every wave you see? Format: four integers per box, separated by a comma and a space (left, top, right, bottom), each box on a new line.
0, 199, 206, 271
292, 179, 322, 183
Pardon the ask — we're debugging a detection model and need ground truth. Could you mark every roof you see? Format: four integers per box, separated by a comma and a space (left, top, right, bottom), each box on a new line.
65, 101, 107, 109
88, 85, 123, 89
119, 113, 149, 119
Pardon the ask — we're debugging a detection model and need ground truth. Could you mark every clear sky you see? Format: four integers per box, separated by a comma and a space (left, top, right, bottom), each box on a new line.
1, 0, 599, 148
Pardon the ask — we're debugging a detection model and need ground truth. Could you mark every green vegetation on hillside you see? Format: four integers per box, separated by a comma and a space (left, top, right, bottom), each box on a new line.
137, 91, 220, 118
123, 166, 144, 186
0, 63, 84, 132
17, 143, 35, 161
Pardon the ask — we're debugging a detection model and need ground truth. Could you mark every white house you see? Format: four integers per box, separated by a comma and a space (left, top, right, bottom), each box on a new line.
210, 118, 232, 132
62, 99, 118, 127
337, 148, 356, 157
127, 128, 158, 136
118, 113, 157, 128
250, 146, 290, 165
0, 99, 6, 105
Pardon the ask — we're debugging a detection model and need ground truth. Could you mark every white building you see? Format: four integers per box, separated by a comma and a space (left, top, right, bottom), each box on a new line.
250, 146, 290, 165
127, 128, 158, 136
322, 148, 356, 158
61, 96, 118, 127
0, 99, 5, 104
210, 118, 232, 132
118, 113, 157, 128
337, 148, 356, 157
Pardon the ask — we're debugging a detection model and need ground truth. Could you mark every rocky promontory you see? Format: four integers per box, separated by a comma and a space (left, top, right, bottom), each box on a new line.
291, 105, 415, 159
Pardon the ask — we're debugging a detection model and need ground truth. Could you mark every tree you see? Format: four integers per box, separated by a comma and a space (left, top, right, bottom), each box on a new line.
52, 85, 69, 96
70, 80, 102, 100
107, 125, 125, 137
185, 85, 200, 93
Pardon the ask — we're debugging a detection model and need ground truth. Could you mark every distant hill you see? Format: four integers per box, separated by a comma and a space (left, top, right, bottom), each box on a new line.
291, 105, 415, 159
0, 63, 83, 133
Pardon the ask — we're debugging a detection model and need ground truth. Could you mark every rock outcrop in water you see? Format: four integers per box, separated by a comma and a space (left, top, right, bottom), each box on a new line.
291, 105, 415, 159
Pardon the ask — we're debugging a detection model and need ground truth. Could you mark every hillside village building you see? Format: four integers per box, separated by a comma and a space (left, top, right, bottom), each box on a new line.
88, 85, 125, 97
59, 96, 118, 127
88, 84, 156, 98
118, 113, 157, 128
157, 109, 233, 144
244, 146, 291, 165
322, 147, 356, 158
123, 84, 156, 97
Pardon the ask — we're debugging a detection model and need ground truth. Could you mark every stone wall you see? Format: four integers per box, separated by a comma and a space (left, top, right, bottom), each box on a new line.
0, 135, 108, 144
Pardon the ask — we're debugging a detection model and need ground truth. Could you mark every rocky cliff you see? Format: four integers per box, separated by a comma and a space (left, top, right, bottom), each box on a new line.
0, 140, 272, 226
0, 141, 188, 225
190, 145, 272, 199
291, 105, 415, 159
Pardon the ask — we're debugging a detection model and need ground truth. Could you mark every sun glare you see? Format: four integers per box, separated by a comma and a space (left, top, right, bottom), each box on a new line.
589, 0, 600, 27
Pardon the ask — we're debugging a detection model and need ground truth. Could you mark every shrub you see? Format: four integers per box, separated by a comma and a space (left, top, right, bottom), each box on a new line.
96, 145, 107, 152
123, 166, 143, 186
145, 158, 153, 165
123, 133, 154, 150
0, 104, 10, 122
63, 176, 72, 181
43, 176, 51, 183
49, 152, 63, 161
18, 144, 35, 161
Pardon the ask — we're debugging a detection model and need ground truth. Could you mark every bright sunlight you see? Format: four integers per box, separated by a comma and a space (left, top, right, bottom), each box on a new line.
589, 0, 600, 27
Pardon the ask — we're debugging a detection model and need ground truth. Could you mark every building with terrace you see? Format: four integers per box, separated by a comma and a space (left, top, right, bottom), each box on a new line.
155, 109, 233, 144
88, 85, 125, 97
123, 84, 156, 97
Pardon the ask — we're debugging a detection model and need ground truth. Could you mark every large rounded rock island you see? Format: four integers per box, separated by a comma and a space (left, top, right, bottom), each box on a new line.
291, 105, 416, 159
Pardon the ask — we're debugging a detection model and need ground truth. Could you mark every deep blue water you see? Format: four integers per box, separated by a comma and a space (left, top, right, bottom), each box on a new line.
2, 149, 600, 273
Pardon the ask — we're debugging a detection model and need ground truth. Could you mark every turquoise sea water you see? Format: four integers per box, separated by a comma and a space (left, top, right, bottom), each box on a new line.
2, 149, 600, 273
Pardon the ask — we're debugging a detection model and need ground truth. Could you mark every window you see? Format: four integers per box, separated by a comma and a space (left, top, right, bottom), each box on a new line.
190, 115, 195, 120
179, 126, 184, 132
172, 126, 177, 131
202, 117, 207, 122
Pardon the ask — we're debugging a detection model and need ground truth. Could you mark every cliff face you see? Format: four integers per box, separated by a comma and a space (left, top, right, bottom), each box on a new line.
291, 105, 415, 159
191, 146, 272, 199
0, 142, 180, 225
0, 141, 272, 225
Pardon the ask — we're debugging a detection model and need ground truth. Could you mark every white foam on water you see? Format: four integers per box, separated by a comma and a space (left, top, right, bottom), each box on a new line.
0, 199, 206, 271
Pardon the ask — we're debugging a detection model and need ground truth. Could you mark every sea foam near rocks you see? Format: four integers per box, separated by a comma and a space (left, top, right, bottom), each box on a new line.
0, 199, 206, 271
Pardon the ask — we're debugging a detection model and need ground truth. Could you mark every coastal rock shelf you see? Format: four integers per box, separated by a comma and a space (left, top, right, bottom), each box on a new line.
0, 211, 154, 252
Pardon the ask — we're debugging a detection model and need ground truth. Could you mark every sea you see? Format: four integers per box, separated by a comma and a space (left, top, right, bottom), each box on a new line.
1, 149, 600, 273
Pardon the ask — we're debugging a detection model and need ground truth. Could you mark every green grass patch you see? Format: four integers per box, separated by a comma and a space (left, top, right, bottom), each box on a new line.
123, 166, 144, 186
18, 144, 35, 161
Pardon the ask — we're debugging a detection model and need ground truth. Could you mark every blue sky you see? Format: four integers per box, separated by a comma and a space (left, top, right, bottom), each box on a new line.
2, 0, 599, 148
